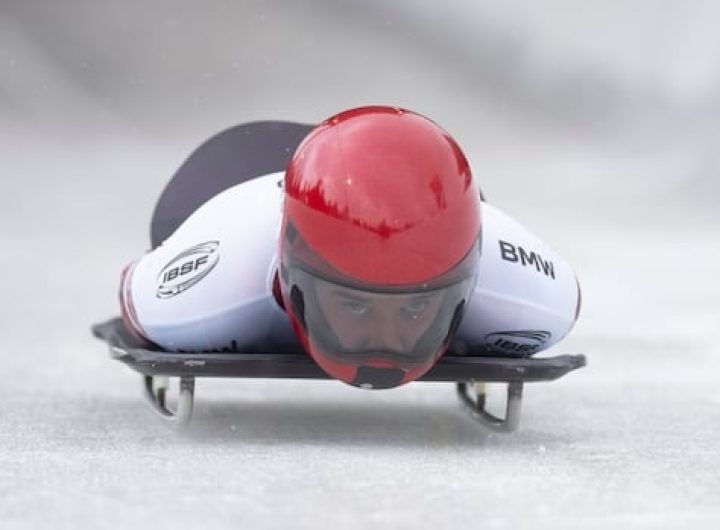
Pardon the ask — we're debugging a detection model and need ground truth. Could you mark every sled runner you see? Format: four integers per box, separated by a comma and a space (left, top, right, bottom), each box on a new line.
92, 317, 586, 432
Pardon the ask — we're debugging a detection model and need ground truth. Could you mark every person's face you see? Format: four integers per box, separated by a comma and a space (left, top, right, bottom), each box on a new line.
314, 280, 444, 353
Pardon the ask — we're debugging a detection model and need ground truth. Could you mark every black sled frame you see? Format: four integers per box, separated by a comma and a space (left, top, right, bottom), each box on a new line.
92, 318, 586, 432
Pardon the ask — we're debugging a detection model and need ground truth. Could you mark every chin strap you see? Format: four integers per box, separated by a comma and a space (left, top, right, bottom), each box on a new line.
352, 365, 406, 389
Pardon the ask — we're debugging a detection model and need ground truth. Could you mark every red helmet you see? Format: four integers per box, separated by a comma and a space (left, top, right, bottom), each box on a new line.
279, 106, 481, 389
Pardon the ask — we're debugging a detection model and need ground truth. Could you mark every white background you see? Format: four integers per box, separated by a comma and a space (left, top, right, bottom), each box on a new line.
1, 1, 719, 528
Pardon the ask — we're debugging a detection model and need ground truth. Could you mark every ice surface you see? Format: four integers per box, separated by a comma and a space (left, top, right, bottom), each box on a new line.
1, 2, 719, 529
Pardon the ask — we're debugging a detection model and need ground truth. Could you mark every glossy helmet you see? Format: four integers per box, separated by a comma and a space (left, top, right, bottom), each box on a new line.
279, 106, 481, 389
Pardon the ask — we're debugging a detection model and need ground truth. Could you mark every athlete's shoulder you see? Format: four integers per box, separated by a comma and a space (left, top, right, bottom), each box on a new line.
161, 171, 285, 248
151, 120, 314, 247
457, 201, 581, 355
205, 171, 284, 206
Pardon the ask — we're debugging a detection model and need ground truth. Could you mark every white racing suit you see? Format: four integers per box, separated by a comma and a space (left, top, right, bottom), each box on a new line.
120, 171, 581, 358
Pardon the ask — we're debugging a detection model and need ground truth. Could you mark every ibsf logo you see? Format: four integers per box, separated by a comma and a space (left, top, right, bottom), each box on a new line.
485, 330, 552, 354
156, 241, 220, 299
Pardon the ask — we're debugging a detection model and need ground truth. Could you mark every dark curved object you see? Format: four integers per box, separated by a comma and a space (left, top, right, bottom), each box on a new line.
150, 121, 315, 248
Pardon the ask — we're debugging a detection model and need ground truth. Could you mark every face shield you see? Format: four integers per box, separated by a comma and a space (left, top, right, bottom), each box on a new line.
282, 240, 479, 389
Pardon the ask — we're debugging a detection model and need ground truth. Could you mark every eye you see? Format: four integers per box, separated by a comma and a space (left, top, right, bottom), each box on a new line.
403, 299, 429, 318
342, 301, 369, 316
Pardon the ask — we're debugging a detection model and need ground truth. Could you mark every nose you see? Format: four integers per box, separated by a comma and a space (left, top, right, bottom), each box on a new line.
369, 313, 406, 352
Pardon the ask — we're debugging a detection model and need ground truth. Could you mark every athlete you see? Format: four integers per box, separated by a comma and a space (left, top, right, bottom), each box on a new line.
119, 106, 581, 389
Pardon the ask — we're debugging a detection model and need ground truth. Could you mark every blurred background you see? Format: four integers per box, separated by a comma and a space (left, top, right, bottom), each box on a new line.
3, 0, 719, 210
1, 1, 719, 529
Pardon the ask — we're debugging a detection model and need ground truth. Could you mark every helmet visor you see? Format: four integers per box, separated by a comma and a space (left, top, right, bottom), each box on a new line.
288, 268, 475, 386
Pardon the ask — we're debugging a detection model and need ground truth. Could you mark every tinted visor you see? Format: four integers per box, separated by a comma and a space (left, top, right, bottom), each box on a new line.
289, 268, 475, 374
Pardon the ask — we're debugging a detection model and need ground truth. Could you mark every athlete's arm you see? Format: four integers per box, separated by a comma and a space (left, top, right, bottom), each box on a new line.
456, 202, 581, 355
119, 173, 291, 352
